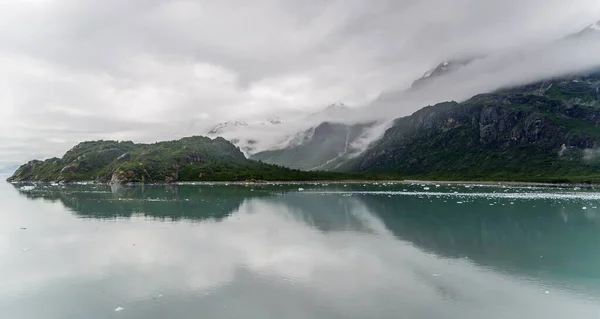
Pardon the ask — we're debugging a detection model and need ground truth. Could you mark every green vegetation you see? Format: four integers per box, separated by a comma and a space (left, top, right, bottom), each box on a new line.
7, 136, 392, 184
9, 72, 600, 184
345, 71, 600, 183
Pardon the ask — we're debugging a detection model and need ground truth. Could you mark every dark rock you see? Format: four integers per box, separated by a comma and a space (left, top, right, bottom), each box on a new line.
60, 164, 79, 173
348, 70, 600, 179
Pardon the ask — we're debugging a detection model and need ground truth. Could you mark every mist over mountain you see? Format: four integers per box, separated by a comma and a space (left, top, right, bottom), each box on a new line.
342, 69, 600, 182
2, 0, 600, 174
251, 121, 378, 171
217, 20, 600, 170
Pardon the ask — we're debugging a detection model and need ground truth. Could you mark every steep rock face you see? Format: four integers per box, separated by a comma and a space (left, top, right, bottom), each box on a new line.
348, 71, 600, 181
251, 121, 375, 171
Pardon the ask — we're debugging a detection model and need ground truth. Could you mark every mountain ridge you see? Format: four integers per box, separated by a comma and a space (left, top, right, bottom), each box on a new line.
7, 136, 378, 184
341, 70, 600, 182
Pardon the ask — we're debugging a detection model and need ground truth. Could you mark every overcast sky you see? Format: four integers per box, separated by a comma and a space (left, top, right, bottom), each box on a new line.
1, 0, 600, 167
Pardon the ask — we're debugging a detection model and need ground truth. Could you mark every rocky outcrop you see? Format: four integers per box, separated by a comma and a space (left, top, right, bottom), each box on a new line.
347, 71, 600, 180
60, 164, 79, 173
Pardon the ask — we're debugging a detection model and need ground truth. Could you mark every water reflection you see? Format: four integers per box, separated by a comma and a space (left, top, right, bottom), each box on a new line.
13, 183, 600, 280
360, 194, 600, 280
3, 183, 600, 318
14, 184, 270, 220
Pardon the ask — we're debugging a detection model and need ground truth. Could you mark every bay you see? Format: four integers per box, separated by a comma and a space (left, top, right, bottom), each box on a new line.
2, 179, 600, 318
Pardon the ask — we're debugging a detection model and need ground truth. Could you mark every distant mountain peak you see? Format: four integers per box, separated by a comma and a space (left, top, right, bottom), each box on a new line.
581, 20, 600, 32
566, 20, 600, 39
326, 101, 348, 110
266, 117, 282, 125
207, 121, 249, 135
410, 58, 477, 90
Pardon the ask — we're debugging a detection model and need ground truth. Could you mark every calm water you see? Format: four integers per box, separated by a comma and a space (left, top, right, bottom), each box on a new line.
2, 179, 600, 318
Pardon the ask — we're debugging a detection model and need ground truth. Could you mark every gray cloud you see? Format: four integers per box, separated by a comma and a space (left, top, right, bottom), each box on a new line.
1, 0, 600, 164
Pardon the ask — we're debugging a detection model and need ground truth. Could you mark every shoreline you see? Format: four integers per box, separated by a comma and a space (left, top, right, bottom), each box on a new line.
6, 179, 599, 188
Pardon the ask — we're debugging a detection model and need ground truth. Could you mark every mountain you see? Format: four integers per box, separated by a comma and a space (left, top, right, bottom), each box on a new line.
207, 121, 250, 135
205, 101, 379, 171
567, 20, 600, 39
198, 20, 600, 177
342, 70, 600, 182
251, 121, 376, 171
7, 136, 370, 184
206, 118, 284, 154
409, 58, 478, 91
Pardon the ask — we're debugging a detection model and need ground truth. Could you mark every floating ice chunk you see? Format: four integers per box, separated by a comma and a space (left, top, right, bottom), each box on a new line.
545, 291, 550, 294
21, 248, 29, 252
432, 274, 441, 277
115, 307, 124, 312
457, 201, 463, 204
423, 187, 430, 190
583, 207, 587, 210
298, 188, 304, 191
20, 185, 35, 191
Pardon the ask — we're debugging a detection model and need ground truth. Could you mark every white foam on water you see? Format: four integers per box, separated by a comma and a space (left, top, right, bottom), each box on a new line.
303, 190, 600, 201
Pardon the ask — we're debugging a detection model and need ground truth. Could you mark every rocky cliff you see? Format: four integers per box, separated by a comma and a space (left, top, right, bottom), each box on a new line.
251, 121, 376, 171
345, 71, 600, 182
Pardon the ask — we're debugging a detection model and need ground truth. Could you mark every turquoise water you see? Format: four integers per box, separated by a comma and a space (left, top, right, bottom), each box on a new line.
2, 180, 600, 318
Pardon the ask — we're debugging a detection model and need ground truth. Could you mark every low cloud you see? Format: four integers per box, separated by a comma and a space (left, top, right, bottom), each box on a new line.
1, 0, 600, 163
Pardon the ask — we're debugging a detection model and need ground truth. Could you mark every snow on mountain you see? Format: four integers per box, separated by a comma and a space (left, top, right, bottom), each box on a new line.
209, 18, 600, 166
207, 121, 249, 135
205, 119, 281, 154
588, 20, 600, 31
565, 19, 600, 39
410, 58, 479, 91
203, 102, 365, 156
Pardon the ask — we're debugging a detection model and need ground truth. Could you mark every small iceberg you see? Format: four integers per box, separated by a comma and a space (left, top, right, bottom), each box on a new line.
114, 307, 124, 312
20, 185, 35, 191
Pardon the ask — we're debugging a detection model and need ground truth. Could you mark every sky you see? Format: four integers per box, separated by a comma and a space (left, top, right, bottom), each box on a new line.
1, 0, 600, 167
